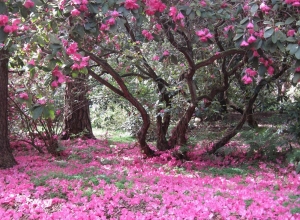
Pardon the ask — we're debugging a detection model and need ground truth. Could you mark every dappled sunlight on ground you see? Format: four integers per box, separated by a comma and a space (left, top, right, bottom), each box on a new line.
0, 139, 299, 219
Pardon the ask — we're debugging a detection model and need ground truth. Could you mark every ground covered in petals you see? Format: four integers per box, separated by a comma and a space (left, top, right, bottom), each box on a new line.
1, 139, 299, 219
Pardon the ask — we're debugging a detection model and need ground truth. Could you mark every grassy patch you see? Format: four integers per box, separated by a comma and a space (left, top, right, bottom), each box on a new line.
202, 166, 252, 177
92, 128, 135, 143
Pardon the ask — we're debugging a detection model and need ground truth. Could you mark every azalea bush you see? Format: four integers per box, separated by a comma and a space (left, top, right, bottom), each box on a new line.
8, 70, 65, 155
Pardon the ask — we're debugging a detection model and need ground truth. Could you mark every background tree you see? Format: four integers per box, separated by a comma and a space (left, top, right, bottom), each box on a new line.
0, 49, 17, 168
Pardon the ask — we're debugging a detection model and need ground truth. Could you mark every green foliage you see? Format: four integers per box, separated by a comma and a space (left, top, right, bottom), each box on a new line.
286, 98, 300, 143
240, 128, 289, 161
203, 166, 251, 177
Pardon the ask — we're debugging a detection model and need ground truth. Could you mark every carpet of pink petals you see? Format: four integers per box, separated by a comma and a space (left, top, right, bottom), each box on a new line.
0, 139, 299, 219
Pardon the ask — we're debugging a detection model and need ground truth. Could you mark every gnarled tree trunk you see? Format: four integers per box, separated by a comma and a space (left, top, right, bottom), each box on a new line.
0, 49, 17, 168
62, 75, 95, 139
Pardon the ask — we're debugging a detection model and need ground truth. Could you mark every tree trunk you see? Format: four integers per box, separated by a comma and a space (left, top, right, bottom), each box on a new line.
0, 49, 17, 168
211, 79, 273, 153
218, 91, 227, 114
247, 109, 258, 128
168, 104, 196, 146
62, 75, 95, 139
156, 112, 171, 151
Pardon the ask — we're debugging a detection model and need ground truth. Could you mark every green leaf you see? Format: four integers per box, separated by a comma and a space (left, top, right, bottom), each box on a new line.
80, 67, 88, 74
258, 65, 267, 76
88, 3, 99, 14
252, 39, 262, 50
189, 11, 195, 20
295, 48, 300, 59
233, 33, 243, 41
240, 17, 249, 25
170, 55, 178, 65
50, 20, 58, 33
292, 73, 300, 84
32, 106, 44, 120
102, 3, 109, 13
196, 10, 201, 17
20, 6, 29, 19
0, 2, 7, 14
250, 4, 258, 16
0, 28, 8, 43
49, 34, 61, 44
272, 32, 278, 44
285, 17, 295, 25
290, 44, 299, 55
43, 107, 55, 120
264, 28, 274, 38
286, 37, 296, 43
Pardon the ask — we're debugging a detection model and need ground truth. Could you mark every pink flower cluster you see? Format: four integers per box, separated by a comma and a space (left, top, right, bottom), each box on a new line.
259, 57, 274, 75
241, 68, 258, 84
64, 42, 90, 70
19, 92, 29, 100
70, 0, 88, 12
51, 67, 66, 88
0, 15, 20, 34
196, 28, 213, 42
24, 0, 35, 9
168, 7, 185, 23
285, 0, 300, 6
144, 0, 166, 15
142, 30, 153, 41
124, 0, 139, 10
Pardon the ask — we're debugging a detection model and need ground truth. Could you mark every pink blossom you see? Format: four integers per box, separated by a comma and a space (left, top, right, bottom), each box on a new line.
169, 6, 177, 19
224, 25, 234, 32
287, 29, 295, 37
107, 18, 115, 26
240, 40, 249, 47
247, 22, 254, 29
12, 19, 21, 26
163, 50, 169, 56
242, 75, 253, 84
24, 0, 35, 8
267, 66, 274, 75
152, 55, 159, 61
3, 25, 12, 33
66, 42, 78, 55
51, 81, 58, 88
245, 68, 257, 77
111, 10, 119, 17
196, 28, 213, 42
260, 2, 271, 13
71, 9, 81, 17
124, 0, 139, 10
79, 4, 88, 11
28, 59, 35, 66
155, 24, 162, 31
199, 1, 207, 7
176, 12, 185, 20
55, 109, 61, 115
142, 30, 153, 41
57, 75, 66, 83
247, 35, 256, 43
37, 98, 47, 105
19, 92, 29, 100
0, 15, 9, 26
100, 23, 109, 31
144, 0, 166, 15
253, 50, 260, 57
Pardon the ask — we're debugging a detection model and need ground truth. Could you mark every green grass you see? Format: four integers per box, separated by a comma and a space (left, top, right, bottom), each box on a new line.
92, 128, 135, 143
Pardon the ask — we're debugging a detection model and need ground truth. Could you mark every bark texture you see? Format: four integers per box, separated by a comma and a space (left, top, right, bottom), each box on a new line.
0, 49, 17, 168
62, 75, 95, 139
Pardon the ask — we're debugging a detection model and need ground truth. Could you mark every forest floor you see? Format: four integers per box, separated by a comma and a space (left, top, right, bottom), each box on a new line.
1, 112, 300, 219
